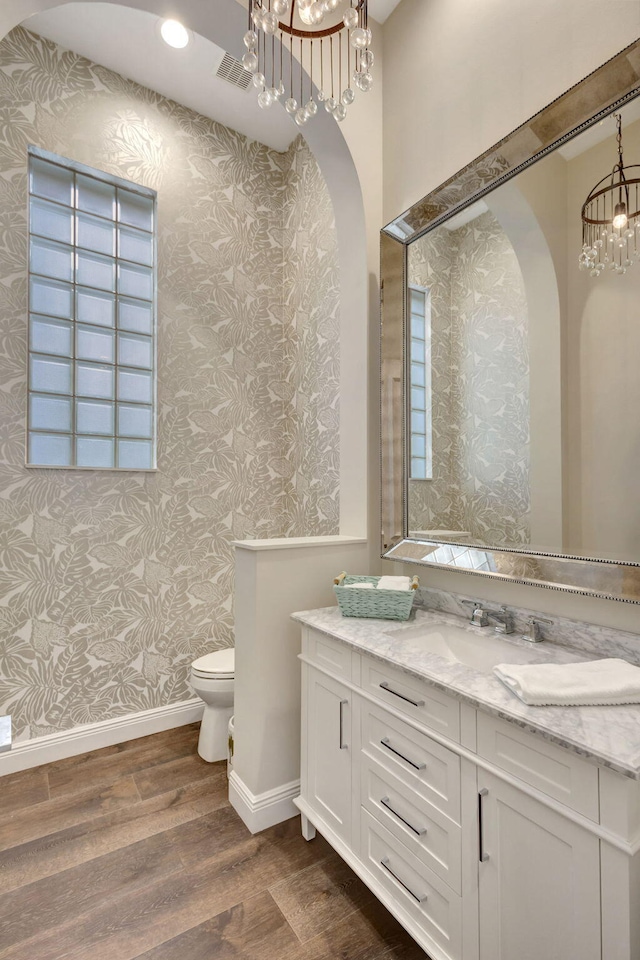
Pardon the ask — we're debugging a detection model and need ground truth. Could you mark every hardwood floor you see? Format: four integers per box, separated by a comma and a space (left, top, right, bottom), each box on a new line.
0, 725, 427, 959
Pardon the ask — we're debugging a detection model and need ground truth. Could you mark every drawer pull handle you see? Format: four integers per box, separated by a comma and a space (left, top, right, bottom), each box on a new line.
379, 681, 425, 708
380, 857, 427, 903
478, 787, 489, 863
380, 796, 427, 836
339, 699, 348, 750
380, 737, 426, 770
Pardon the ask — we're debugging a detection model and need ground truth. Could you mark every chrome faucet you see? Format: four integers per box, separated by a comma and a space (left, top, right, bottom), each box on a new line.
485, 605, 515, 635
521, 616, 552, 643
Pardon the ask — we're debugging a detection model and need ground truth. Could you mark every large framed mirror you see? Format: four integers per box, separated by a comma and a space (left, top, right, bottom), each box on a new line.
381, 37, 640, 603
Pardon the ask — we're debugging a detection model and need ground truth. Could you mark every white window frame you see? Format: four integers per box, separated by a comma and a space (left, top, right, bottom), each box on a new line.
26, 146, 157, 470
408, 283, 432, 480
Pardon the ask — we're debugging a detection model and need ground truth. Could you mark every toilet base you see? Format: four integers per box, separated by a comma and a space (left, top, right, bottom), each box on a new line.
198, 703, 234, 762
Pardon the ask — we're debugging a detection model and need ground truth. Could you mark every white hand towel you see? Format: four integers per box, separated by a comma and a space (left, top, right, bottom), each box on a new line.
493, 658, 640, 706
377, 576, 412, 592
343, 582, 374, 589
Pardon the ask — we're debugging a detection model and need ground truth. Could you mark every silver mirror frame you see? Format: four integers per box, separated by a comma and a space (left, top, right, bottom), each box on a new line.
381, 36, 640, 604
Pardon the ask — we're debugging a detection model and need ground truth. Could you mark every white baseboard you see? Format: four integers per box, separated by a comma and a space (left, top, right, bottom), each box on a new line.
0, 699, 204, 777
228, 770, 300, 834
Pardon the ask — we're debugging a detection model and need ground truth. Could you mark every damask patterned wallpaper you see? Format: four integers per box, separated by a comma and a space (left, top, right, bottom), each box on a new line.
407, 225, 460, 534
280, 137, 340, 533
408, 210, 530, 546
0, 27, 339, 741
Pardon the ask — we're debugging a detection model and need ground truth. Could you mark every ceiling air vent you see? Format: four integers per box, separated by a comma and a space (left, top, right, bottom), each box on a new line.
216, 53, 252, 90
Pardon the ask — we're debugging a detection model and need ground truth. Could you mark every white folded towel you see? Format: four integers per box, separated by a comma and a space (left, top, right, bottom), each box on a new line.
377, 576, 412, 592
343, 582, 374, 589
493, 658, 640, 706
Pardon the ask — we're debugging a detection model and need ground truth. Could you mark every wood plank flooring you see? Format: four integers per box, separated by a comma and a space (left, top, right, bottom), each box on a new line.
0, 724, 428, 959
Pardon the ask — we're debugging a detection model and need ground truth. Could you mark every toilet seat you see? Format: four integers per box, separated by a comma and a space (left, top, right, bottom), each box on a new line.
191, 648, 234, 679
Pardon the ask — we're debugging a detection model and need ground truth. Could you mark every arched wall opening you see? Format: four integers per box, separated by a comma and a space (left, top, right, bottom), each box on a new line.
486, 181, 563, 551
0, 0, 369, 537
0, 1, 370, 745
405, 182, 562, 553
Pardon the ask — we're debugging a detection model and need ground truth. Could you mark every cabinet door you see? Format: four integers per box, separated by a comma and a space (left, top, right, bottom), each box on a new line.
478, 771, 601, 960
304, 666, 352, 844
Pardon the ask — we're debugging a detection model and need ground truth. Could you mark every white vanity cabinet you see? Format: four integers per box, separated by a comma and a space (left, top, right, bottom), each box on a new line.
296, 624, 640, 960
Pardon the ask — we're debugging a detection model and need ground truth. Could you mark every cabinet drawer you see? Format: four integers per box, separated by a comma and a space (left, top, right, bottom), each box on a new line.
476, 712, 599, 821
361, 809, 462, 960
303, 628, 355, 682
362, 657, 460, 741
361, 754, 462, 894
361, 701, 461, 823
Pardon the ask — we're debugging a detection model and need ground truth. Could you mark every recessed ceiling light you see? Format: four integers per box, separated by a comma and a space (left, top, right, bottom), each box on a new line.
160, 19, 190, 49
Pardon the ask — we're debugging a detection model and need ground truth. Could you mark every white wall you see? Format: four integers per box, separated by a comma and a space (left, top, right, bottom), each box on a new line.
566, 118, 640, 562
382, 0, 640, 223
230, 536, 369, 832
383, 0, 640, 634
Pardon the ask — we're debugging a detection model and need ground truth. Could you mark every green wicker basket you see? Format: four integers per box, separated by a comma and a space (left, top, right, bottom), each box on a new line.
333, 572, 419, 621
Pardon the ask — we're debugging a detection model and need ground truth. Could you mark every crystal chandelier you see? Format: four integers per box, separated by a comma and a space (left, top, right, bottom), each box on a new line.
241, 0, 373, 125
579, 114, 640, 276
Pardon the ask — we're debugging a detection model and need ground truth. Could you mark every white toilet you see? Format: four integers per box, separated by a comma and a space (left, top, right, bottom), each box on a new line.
190, 648, 234, 762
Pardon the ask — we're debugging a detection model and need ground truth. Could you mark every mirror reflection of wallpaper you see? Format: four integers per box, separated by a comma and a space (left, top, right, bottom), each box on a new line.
0, 27, 339, 741
408, 210, 530, 545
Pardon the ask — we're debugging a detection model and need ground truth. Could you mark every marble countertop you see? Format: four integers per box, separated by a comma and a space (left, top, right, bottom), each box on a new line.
292, 606, 640, 780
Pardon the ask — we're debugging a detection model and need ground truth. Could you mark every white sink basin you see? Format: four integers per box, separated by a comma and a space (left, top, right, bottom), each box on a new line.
387, 621, 557, 673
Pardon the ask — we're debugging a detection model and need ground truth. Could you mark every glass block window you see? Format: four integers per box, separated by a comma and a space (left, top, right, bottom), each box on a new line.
409, 285, 432, 479
425, 544, 497, 573
27, 148, 156, 470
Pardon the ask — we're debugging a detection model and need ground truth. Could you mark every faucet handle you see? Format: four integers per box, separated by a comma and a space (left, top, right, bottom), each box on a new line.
460, 599, 489, 627
522, 616, 552, 643
460, 599, 474, 612
460, 599, 482, 611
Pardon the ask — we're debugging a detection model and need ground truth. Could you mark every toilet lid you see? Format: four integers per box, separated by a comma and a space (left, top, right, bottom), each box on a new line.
191, 648, 234, 678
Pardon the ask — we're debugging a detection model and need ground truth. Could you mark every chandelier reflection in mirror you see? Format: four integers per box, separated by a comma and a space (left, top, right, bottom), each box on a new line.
580, 114, 640, 276
242, 0, 372, 125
